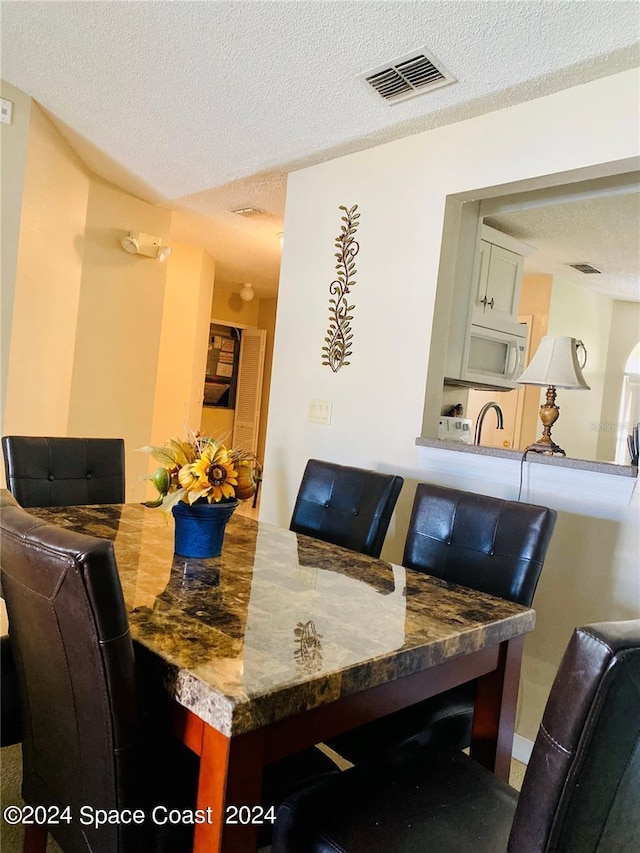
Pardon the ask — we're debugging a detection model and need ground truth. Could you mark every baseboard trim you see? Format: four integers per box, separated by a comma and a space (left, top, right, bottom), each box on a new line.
513, 734, 534, 765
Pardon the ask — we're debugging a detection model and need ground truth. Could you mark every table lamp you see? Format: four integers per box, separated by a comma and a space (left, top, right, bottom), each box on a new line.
518, 335, 590, 456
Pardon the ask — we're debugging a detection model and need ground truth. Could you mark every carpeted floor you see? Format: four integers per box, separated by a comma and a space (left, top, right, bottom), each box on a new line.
1, 742, 526, 852
1, 744, 63, 852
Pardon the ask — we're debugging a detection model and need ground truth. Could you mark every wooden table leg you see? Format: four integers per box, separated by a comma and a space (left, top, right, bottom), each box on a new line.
192, 724, 265, 853
23, 824, 47, 853
470, 635, 524, 782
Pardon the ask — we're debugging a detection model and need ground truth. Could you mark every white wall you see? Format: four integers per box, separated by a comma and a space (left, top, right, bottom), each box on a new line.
262, 69, 640, 746
546, 275, 613, 460
597, 300, 640, 462
263, 69, 640, 529
0, 82, 32, 441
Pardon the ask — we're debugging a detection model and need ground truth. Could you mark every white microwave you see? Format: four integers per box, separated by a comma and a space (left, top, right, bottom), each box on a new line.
462, 321, 527, 389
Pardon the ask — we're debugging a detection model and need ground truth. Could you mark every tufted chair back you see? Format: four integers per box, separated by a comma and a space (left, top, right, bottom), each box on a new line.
403, 482, 557, 606
290, 459, 404, 559
0, 492, 141, 852
2, 435, 125, 507
325, 482, 557, 764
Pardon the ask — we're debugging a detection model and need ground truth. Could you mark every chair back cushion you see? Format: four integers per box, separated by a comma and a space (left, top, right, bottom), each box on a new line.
402, 483, 557, 606
509, 620, 640, 852
290, 459, 403, 558
2, 435, 125, 507
0, 492, 140, 853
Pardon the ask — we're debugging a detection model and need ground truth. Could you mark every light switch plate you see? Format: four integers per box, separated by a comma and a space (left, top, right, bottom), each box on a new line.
308, 399, 332, 425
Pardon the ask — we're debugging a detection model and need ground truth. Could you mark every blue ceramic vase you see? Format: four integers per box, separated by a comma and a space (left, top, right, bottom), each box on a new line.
172, 500, 239, 558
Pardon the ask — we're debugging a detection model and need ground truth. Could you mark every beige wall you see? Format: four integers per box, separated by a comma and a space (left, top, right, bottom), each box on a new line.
150, 242, 215, 494
597, 300, 640, 462
3, 89, 216, 503
546, 275, 613, 461
256, 297, 277, 464
66, 178, 171, 500
518, 274, 552, 449
201, 406, 235, 441
212, 280, 260, 326
4, 100, 90, 439
1, 82, 32, 439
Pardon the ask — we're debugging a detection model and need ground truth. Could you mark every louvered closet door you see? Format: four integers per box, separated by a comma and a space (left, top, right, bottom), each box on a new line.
232, 328, 266, 454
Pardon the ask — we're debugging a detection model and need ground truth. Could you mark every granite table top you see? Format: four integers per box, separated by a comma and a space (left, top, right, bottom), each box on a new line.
28, 504, 535, 737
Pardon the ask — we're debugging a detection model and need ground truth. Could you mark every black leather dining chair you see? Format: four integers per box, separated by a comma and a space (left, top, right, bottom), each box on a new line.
1, 437, 126, 750
273, 619, 640, 853
2, 435, 125, 507
0, 490, 196, 853
290, 459, 404, 559
327, 482, 557, 764
1, 490, 23, 748
1, 633, 21, 747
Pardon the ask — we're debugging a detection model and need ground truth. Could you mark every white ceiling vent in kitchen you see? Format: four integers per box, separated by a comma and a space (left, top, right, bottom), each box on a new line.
360, 49, 456, 104
231, 207, 264, 217
569, 263, 602, 274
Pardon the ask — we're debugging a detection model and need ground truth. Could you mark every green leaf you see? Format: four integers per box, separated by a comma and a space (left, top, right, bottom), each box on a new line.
160, 488, 187, 516
139, 445, 179, 467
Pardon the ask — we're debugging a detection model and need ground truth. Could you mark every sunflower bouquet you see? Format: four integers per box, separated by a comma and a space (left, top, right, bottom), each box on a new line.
140, 430, 259, 513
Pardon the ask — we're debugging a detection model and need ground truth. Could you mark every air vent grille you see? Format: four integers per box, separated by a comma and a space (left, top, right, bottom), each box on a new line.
231, 207, 264, 217
569, 263, 602, 274
361, 48, 455, 104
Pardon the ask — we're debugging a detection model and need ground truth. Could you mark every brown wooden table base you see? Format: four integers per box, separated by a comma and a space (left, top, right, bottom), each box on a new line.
172, 636, 524, 852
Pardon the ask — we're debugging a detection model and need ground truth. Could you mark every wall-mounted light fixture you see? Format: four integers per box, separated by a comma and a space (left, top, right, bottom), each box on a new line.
239, 283, 255, 302
120, 231, 172, 262
277, 231, 284, 248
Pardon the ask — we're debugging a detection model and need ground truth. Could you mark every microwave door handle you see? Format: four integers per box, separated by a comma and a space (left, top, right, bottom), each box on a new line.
507, 341, 523, 379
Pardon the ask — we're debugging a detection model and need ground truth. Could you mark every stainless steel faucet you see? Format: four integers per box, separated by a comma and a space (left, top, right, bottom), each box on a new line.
474, 402, 504, 445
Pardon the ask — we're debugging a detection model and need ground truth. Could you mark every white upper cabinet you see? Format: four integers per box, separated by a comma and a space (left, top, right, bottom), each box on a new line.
471, 225, 534, 326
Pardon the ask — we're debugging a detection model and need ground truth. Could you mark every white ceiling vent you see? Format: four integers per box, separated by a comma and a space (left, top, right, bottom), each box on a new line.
360, 48, 455, 104
231, 207, 264, 217
569, 263, 602, 274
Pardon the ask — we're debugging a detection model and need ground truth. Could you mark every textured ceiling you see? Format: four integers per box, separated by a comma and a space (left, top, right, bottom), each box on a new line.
486, 191, 640, 302
2, 1, 639, 297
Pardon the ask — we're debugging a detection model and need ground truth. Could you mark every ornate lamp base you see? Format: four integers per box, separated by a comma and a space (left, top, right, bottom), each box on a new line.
525, 384, 566, 456
525, 438, 566, 456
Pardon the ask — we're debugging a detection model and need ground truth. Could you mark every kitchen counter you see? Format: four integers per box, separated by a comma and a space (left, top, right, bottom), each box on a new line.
414, 438, 638, 511
416, 437, 637, 478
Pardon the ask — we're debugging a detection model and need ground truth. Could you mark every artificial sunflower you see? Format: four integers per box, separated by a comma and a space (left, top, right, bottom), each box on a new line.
140, 429, 258, 512
180, 443, 238, 503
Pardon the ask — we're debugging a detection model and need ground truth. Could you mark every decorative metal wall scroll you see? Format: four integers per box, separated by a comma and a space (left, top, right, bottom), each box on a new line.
322, 204, 361, 372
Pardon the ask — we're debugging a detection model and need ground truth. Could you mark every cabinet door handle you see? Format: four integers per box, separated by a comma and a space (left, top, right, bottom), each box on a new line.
480, 296, 487, 308
487, 298, 494, 309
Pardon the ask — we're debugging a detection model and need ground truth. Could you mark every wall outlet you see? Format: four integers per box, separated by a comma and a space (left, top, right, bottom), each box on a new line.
308, 399, 332, 425
1, 98, 14, 125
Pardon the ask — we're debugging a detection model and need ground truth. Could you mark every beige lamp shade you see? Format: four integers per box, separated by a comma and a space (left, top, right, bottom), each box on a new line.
518, 336, 590, 390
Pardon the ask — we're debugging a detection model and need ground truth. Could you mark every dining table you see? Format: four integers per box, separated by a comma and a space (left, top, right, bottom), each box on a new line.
29, 502, 536, 853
